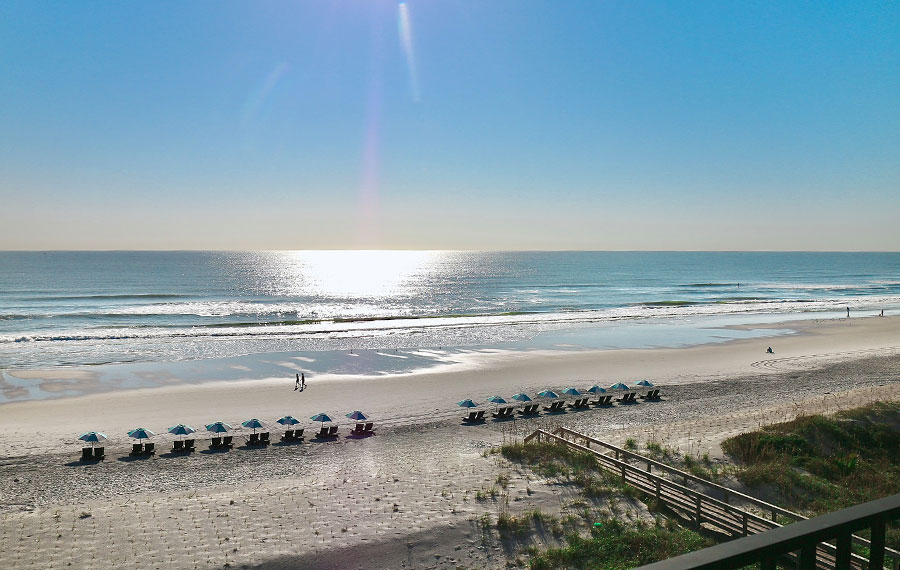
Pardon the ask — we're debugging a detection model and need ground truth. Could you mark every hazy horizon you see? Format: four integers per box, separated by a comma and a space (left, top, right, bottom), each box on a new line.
2, 1, 898, 251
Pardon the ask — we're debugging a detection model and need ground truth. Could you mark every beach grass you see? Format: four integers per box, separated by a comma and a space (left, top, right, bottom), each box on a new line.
722, 401, 900, 549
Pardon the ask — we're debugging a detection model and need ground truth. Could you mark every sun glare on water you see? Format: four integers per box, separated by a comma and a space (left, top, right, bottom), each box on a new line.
282, 250, 442, 298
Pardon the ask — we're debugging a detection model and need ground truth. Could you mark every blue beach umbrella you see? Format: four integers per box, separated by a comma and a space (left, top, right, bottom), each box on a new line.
167, 424, 195, 436
241, 418, 265, 434
562, 387, 581, 396
457, 399, 478, 408
205, 421, 232, 434
127, 427, 155, 440
167, 424, 195, 441
587, 385, 606, 394
346, 411, 368, 421
487, 396, 507, 404
310, 412, 333, 429
636, 380, 654, 387
276, 415, 301, 426
538, 390, 559, 399
609, 383, 629, 391
78, 431, 107, 448
511, 393, 532, 402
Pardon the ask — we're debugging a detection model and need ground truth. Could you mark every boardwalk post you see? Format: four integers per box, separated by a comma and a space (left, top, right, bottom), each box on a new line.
655, 479, 661, 502
871, 518, 886, 570
742, 512, 748, 536
695, 496, 702, 530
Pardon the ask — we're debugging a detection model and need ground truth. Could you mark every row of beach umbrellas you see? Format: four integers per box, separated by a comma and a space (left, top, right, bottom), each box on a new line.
77, 411, 370, 446
458, 380, 654, 408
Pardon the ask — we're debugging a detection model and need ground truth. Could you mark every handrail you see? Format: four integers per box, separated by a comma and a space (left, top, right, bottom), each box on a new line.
531, 430, 779, 530
635, 493, 900, 570
551, 426, 900, 566
551, 426, 800, 521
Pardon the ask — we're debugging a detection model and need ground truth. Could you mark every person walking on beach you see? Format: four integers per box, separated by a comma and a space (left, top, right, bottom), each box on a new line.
300, 372, 306, 391
847, 307, 850, 318
295, 373, 300, 391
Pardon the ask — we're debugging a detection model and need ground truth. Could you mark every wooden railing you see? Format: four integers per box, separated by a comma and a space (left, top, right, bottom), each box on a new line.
524, 428, 900, 569
636, 494, 900, 570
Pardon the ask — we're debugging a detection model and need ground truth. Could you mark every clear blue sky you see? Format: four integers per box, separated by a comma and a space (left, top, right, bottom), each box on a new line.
2, 1, 898, 250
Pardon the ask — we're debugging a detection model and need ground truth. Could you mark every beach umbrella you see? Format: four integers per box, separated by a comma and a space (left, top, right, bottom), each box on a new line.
277, 415, 301, 426
486, 396, 507, 410
609, 382, 629, 391
511, 393, 532, 402
538, 390, 559, 399
457, 399, 478, 408
562, 387, 581, 396
310, 413, 332, 429
127, 427, 155, 440
205, 421, 232, 434
587, 385, 606, 394
346, 411, 368, 421
77, 431, 107, 448
167, 424, 195, 441
636, 380, 654, 387
241, 418, 265, 434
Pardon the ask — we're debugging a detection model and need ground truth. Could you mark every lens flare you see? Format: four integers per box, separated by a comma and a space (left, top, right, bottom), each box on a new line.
398, 3, 420, 102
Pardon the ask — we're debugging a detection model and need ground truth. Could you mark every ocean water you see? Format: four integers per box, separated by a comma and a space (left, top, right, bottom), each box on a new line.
1, 251, 899, 370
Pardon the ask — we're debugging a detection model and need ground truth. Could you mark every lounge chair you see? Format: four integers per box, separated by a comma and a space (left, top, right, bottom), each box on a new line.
519, 404, 539, 415
173, 440, 184, 452
223, 436, 234, 448
93, 446, 105, 460
642, 389, 661, 401
328, 425, 339, 436
475, 410, 485, 420
463, 411, 478, 422
293, 428, 304, 440
492, 407, 508, 418
317, 426, 330, 438
143, 442, 155, 455
210, 437, 222, 449
363, 422, 373, 432
350, 422, 370, 436
131, 443, 143, 456
568, 398, 587, 409
81, 447, 93, 461
260, 432, 270, 444
184, 439, 195, 451
282, 429, 295, 441
247, 433, 260, 445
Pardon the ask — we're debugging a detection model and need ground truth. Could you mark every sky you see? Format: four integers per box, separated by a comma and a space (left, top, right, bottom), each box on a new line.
1, 0, 898, 251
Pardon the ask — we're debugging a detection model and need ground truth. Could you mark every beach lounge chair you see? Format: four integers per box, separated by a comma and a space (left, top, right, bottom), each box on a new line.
81, 447, 93, 461
317, 426, 330, 438
643, 389, 661, 401
293, 428, 304, 440
223, 436, 234, 448
131, 443, 143, 456
260, 432, 270, 444
282, 429, 295, 441
247, 433, 260, 445
475, 410, 485, 420
210, 437, 222, 449
519, 404, 539, 416
463, 411, 478, 422
328, 425, 339, 436
363, 422, 373, 433
351, 422, 366, 435
184, 439, 195, 451
492, 408, 508, 418
173, 440, 184, 452
143, 442, 155, 455
93, 446, 105, 460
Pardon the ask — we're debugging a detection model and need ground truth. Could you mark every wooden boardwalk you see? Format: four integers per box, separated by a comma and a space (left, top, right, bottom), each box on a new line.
524, 427, 900, 569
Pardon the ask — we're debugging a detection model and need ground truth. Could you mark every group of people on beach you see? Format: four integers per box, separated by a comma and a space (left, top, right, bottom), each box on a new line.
294, 373, 306, 391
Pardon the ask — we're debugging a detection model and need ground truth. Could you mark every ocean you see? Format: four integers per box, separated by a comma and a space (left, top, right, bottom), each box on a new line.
1, 251, 899, 372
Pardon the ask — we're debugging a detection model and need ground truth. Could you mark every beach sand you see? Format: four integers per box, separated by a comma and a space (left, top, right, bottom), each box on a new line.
1, 315, 898, 569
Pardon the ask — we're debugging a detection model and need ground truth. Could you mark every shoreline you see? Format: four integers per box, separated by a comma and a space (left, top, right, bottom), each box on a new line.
0, 315, 898, 459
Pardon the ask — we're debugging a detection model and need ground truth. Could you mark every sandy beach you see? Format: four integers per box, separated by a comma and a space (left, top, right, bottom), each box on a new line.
1, 315, 899, 569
